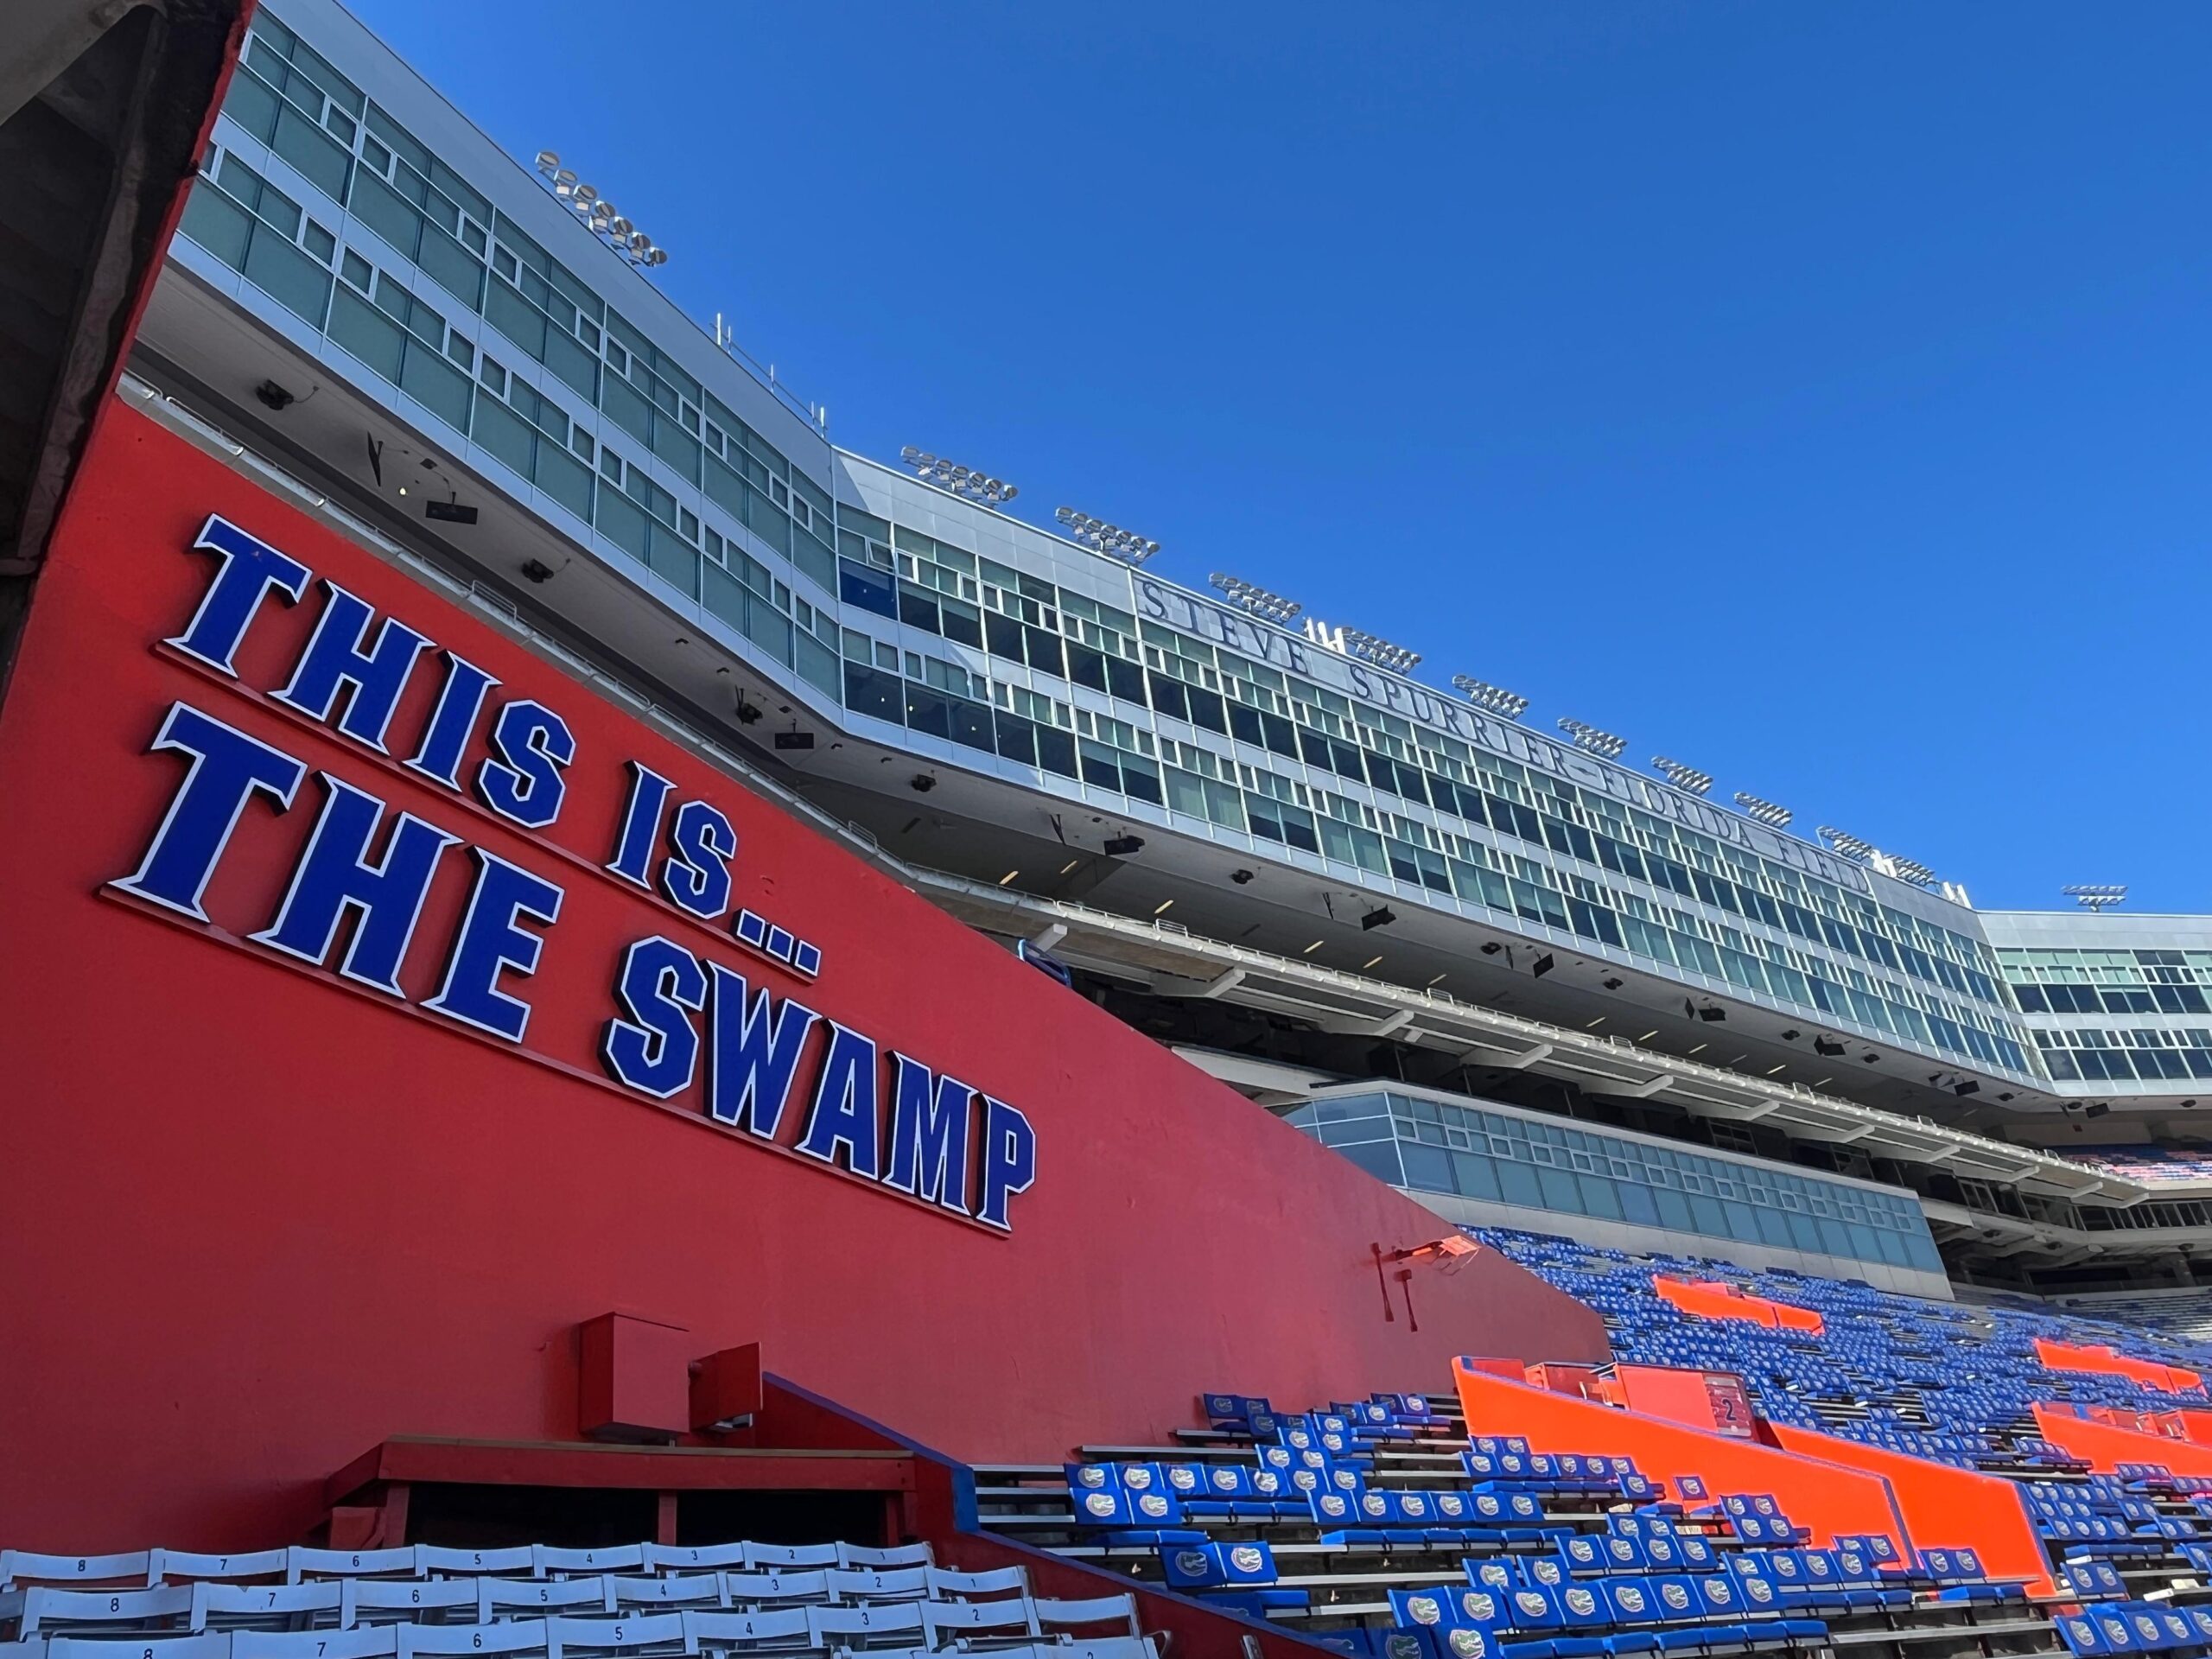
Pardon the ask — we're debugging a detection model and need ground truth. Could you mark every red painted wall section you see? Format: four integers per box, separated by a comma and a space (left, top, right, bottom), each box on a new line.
0, 407, 1609, 1551
1653, 1277, 1823, 1335
2034, 1340, 2203, 1393
1452, 1362, 1904, 1555
1766, 1425, 2050, 1592
1608, 1366, 1757, 1439
2031, 1406, 2212, 1476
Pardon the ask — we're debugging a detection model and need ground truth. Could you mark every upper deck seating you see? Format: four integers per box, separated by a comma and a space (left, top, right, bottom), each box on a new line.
1476, 1228, 2212, 1471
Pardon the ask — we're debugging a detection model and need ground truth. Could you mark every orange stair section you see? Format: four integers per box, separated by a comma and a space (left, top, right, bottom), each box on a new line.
1453, 1360, 1900, 1553
1765, 1423, 2050, 1592
1652, 1277, 1825, 1335
2031, 1402, 2212, 1475
2034, 1339, 2203, 1393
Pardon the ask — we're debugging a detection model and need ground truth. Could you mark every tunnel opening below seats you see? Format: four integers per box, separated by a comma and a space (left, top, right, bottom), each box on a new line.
404, 1484, 660, 1551
676, 1490, 891, 1549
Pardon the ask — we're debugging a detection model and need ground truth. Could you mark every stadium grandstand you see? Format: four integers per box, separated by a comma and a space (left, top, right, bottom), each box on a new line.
16, 5, 2212, 1659
2059, 1150, 2212, 1189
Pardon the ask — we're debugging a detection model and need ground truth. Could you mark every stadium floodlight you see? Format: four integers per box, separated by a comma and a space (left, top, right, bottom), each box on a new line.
1818, 826, 1876, 862
1734, 791, 1793, 829
1305, 617, 1421, 671
1055, 507, 1160, 566
2064, 884, 2129, 912
532, 148, 668, 270
1556, 718, 1626, 760
1335, 626, 1421, 672
1651, 756, 1713, 796
1886, 857, 1939, 888
900, 447, 1017, 505
1452, 675, 1529, 722
1209, 572, 1302, 622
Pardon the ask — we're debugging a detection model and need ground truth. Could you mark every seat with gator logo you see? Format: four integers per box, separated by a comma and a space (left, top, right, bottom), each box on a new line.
2067, 1560, 2128, 1601
2055, 1611, 2111, 1656
1559, 1536, 1605, 1575
1436, 1627, 1496, 1659
1389, 1586, 1505, 1632
1199, 1393, 1270, 1431
1465, 1492, 1513, 1529
1548, 1580, 1613, 1659
1603, 1536, 1648, 1573
1504, 1585, 1564, 1636
1159, 1541, 1274, 1592
1927, 1546, 2024, 1605
1724, 1551, 1770, 1583
1597, 1579, 1663, 1655
1167, 1461, 1243, 1519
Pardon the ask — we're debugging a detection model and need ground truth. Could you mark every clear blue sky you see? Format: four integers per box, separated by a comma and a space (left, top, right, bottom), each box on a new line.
350, 0, 2212, 915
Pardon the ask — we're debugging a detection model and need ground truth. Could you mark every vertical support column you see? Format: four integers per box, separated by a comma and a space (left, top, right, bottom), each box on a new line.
654, 1491, 678, 1546
378, 1483, 411, 1549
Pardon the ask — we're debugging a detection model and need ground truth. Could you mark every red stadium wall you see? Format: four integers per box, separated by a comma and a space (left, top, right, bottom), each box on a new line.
0, 404, 1608, 1552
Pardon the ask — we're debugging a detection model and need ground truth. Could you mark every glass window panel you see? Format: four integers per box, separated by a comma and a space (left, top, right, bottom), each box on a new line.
327, 284, 405, 381
1401, 1144, 1453, 1194
1535, 1166, 1581, 1213
1337, 1141, 1405, 1185
1577, 1174, 1622, 1220
1497, 1161, 1543, 1207
1618, 1183, 1659, 1227
179, 182, 252, 269
242, 226, 333, 327
270, 101, 351, 201
398, 337, 471, 431
532, 442, 594, 521
1452, 1152, 1500, 1201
